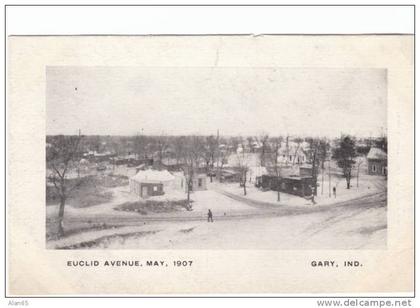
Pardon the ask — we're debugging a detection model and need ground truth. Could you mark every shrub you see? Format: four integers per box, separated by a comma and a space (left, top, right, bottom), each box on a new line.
114, 199, 191, 215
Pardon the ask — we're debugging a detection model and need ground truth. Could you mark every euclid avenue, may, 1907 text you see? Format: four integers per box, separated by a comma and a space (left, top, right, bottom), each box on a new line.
67, 260, 193, 267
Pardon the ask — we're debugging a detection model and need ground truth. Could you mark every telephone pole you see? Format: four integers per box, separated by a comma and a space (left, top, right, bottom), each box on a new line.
77, 129, 81, 178
328, 159, 331, 198
312, 145, 318, 196
216, 129, 220, 181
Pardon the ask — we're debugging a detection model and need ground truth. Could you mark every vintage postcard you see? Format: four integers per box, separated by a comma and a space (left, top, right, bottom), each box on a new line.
7, 35, 414, 295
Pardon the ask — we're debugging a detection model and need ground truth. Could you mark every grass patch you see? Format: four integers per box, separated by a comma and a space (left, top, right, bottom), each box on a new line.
97, 174, 129, 188
114, 199, 192, 215
179, 227, 195, 234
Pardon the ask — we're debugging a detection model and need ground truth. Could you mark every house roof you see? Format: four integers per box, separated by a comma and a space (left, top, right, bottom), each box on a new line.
221, 169, 239, 175
283, 175, 313, 181
367, 147, 387, 160
130, 169, 175, 183
277, 141, 309, 156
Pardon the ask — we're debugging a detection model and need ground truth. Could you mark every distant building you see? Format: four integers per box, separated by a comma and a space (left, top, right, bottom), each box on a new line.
367, 147, 387, 176
219, 169, 242, 183
160, 160, 185, 172
266, 164, 310, 178
277, 141, 311, 165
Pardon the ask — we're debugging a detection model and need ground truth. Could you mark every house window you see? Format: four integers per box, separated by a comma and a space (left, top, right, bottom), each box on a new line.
153, 186, 158, 192
382, 167, 386, 175
198, 178, 202, 187
372, 164, 376, 172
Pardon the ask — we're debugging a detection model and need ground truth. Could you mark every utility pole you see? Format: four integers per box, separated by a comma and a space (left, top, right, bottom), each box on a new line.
217, 129, 220, 170
328, 159, 331, 198
357, 166, 359, 188
356, 159, 362, 188
216, 129, 220, 181
274, 139, 281, 202
312, 145, 318, 196
77, 129, 81, 178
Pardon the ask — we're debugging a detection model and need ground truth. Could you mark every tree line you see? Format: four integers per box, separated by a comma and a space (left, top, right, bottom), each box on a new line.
46, 133, 387, 238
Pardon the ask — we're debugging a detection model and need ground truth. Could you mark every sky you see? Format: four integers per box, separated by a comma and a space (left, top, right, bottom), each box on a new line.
46, 66, 387, 137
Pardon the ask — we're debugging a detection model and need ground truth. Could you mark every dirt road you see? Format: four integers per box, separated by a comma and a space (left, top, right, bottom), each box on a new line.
48, 191, 386, 249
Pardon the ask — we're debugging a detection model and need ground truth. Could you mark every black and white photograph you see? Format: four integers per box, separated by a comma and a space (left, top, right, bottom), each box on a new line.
6, 5, 414, 298
46, 66, 388, 250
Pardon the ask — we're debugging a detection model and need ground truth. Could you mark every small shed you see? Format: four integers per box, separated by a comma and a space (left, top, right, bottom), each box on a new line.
299, 165, 313, 177
367, 147, 387, 176
281, 176, 314, 197
129, 169, 175, 198
188, 174, 207, 192
171, 171, 187, 191
256, 175, 314, 197
219, 169, 241, 183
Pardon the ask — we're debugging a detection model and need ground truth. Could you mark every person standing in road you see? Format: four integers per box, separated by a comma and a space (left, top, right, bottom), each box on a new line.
333, 186, 337, 198
207, 209, 213, 222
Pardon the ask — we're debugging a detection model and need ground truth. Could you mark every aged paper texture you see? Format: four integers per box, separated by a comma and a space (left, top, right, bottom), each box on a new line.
8, 35, 413, 295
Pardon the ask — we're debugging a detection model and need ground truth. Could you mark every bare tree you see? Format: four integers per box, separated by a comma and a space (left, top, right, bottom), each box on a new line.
236, 138, 249, 196
46, 134, 83, 238
204, 135, 218, 182
182, 136, 205, 205
133, 132, 147, 160
271, 137, 283, 202
284, 135, 290, 166
90, 135, 101, 153
317, 139, 330, 194
229, 136, 241, 154
216, 147, 229, 182
172, 136, 186, 164
154, 134, 169, 163
109, 138, 123, 157
291, 137, 303, 165
259, 133, 270, 167
247, 136, 254, 153
305, 138, 320, 196
355, 156, 364, 188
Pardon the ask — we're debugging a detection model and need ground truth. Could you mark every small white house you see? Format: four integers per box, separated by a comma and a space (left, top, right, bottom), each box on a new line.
129, 169, 175, 198
367, 147, 387, 176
